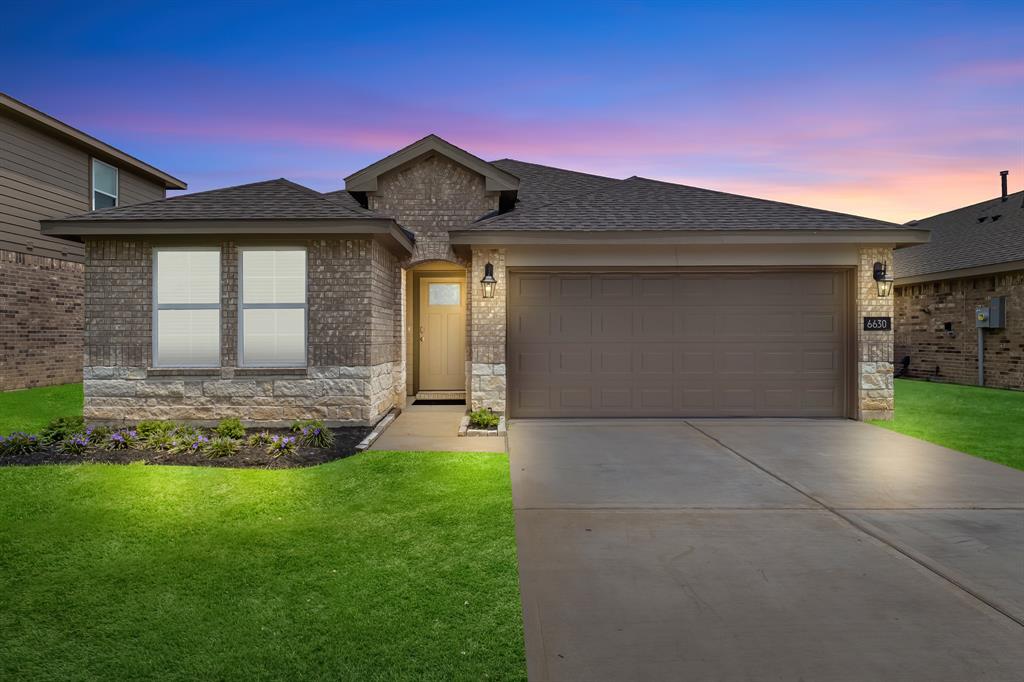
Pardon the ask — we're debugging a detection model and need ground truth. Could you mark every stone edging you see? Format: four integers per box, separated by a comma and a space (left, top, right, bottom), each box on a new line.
457, 415, 506, 438
355, 408, 399, 451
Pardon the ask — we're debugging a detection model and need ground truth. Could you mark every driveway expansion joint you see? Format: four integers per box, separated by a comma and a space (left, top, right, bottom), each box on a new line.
684, 420, 1024, 631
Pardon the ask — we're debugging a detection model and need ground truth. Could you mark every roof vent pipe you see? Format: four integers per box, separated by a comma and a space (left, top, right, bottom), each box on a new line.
1000, 170, 1008, 201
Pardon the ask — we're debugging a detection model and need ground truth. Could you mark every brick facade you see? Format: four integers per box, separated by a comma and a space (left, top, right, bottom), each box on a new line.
82, 238, 402, 426
895, 269, 1024, 389
368, 153, 498, 265
856, 247, 895, 420
0, 249, 84, 390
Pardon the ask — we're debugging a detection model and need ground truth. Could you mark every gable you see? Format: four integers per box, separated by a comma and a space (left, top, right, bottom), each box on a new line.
344, 134, 519, 193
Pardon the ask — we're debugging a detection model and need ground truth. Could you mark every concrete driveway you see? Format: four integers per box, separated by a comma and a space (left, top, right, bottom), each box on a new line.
509, 419, 1024, 681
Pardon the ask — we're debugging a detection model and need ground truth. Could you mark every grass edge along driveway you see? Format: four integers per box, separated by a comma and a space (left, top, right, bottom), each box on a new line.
0, 451, 526, 681
871, 378, 1024, 471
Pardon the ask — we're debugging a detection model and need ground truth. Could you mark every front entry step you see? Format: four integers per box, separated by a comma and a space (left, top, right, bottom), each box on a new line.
415, 390, 466, 401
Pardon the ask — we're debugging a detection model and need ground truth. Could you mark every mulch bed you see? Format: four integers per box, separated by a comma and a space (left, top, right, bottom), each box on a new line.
0, 427, 371, 469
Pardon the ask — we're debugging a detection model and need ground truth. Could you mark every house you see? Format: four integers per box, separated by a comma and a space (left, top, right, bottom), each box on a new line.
0, 93, 186, 390
894, 173, 1023, 389
41, 134, 928, 425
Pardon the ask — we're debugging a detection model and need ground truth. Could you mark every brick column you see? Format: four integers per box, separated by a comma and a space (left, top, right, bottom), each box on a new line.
856, 246, 895, 420
468, 247, 506, 413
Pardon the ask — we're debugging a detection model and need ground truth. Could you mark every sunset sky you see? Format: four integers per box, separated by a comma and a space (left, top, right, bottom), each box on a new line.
3, 0, 1022, 223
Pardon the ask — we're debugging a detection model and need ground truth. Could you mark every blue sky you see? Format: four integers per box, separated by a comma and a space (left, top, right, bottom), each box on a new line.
3, 0, 1022, 221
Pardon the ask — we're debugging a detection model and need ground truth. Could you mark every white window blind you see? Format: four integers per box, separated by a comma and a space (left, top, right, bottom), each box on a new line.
92, 158, 118, 209
240, 248, 306, 367
153, 248, 220, 367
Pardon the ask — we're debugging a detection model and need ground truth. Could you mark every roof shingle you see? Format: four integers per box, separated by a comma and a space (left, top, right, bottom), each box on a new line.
467, 175, 905, 232
59, 179, 375, 222
895, 190, 1024, 279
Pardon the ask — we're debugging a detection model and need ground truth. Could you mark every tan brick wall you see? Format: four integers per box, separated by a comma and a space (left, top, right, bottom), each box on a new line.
468, 248, 506, 412
82, 237, 403, 426
895, 270, 1024, 389
0, 249, 84, 390
856, 247, 895, 419
367, 153, 498, 265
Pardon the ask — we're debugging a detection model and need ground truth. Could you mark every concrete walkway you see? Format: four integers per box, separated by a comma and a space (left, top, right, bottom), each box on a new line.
368, 403, 505, 452
510, 419, 1024, 681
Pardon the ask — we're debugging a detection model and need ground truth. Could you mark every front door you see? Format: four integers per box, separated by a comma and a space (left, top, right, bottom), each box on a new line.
419, 277, 466, 391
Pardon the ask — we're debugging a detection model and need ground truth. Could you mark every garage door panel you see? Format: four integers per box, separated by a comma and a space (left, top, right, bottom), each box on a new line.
508, 271, 847, 418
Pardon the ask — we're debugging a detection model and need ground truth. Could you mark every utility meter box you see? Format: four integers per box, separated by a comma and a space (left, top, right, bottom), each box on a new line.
976, 296, 1007, 329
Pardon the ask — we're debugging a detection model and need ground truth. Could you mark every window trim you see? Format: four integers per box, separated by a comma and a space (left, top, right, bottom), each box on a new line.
91, 158, 119, 210
238, 245, 308, 368
152, 246, 221, 369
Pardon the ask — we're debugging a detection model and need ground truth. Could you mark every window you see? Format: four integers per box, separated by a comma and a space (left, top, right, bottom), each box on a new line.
91, 159, 118, 209
153, 248, 220, 367
428, 282, 461, 306
240, 247, 306, 367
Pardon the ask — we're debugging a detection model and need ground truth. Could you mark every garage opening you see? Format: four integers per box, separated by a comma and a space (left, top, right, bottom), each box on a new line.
507, 270, 849, 418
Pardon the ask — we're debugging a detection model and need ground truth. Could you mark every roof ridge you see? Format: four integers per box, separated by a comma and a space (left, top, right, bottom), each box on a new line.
77, 178, 286, 217
477, 177, 633, 226
490, 158, 619, 181
628, 175, 903, 228
911, 189, 1024, 223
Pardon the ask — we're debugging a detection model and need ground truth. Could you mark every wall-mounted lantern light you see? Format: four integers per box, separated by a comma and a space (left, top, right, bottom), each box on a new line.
873, 261, 894, 297
481, 262, 497, 299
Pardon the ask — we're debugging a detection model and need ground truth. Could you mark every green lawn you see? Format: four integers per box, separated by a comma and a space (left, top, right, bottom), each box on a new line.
0, 452, 525, 681
872, 379, 1024, 471
0, 382, 83, 434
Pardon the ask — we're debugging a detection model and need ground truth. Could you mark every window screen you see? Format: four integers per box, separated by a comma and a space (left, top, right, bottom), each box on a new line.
92, 158, 118, 209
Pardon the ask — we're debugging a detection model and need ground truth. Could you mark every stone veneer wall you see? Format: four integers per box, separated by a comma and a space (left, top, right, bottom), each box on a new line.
368, 153, 498, 265
468, 247, 507, 412
0, 249, 84, 390
82, 238, 402, 426
895, 269, 1024, 389
857, 246, 896, 420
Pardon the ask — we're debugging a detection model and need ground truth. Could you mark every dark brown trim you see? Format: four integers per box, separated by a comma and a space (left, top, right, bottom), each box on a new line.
451, 229, 931, 246
1, 92, 187, 190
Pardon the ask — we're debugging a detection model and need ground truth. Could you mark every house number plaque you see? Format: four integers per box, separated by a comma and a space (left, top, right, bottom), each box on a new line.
863, 316, 892, 331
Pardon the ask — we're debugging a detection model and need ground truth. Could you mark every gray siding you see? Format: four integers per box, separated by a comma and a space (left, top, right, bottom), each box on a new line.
0, 113, 166, 261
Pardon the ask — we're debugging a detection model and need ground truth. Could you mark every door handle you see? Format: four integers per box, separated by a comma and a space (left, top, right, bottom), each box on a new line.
419, 326, 425, 342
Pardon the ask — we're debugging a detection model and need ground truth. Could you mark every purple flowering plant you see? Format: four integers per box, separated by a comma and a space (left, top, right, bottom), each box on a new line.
299, 425, 334, 448
0, 432, 41, 457
58, 434, 91, 455
106, 429, 138, 450
266, 435, 297, 457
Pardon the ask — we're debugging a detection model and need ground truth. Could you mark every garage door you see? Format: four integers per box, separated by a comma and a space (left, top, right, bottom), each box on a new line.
507, 271, 848, 418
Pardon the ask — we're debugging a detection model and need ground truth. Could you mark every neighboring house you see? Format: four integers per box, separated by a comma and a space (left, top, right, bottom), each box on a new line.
894, 176, 1024, 389
42, 134, 928, 425
0, 93, 186, 390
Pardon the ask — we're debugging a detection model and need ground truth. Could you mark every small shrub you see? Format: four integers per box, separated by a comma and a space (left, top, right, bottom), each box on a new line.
40, 416, 86, 444
290, 418, 323, 433
468, 408, 500, 430
58, 434, 90, 455
206, 436, 240, 458
169, 434, 210, 456
299, 424, 334, 448
266, 434, 298, 457
171, 425, 202, 442
215, 418, 246, 440
136, 420, 177, 438
0, 432, 40, 457
246, 431, 274, 447
105, 429, 138, 450
140, 430, 176, 451
85, 425, 111, 445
